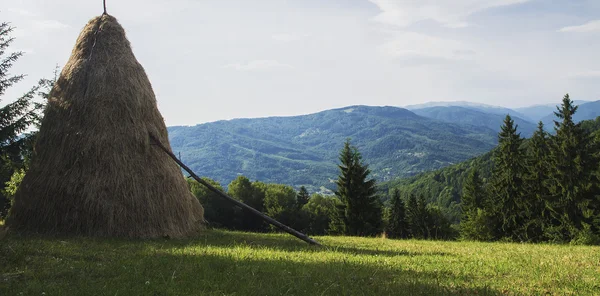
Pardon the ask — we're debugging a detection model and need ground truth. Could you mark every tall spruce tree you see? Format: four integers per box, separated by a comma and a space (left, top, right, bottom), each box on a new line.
405, 194, 419, 238
334, 139, 382, 236
522, 121, 550, 242
387, 189, 408, 239
405, 193, 431, 239
296, 186, 310, 209
490, 115, 527, 241
546, 94, 600, 243
460, 168, 494, 241
0, 22, 48, 217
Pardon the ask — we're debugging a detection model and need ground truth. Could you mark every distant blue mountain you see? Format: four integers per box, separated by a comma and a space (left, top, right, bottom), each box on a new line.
516, 100, 590, 122
405, 101, 530, 121
541, 100, 600, 128
412, 106, 537, 137
168, 106, 497, 192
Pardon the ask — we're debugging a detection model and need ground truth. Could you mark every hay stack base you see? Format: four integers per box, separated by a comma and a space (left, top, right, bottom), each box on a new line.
7, 15, 204, 238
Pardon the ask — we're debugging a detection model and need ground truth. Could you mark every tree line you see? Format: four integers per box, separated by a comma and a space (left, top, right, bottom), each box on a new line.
2, 20, 599, 245
189, 139, 454, 239
459, 95, 600, 244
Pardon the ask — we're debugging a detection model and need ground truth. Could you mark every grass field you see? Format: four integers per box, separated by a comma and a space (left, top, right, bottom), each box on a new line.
1, 230, 599, 295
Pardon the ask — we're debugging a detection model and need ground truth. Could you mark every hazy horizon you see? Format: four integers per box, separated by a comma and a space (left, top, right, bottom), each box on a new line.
3, 0, 599, 125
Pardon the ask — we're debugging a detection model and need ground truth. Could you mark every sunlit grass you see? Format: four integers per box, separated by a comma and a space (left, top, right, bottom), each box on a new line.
1, 230, 599, 295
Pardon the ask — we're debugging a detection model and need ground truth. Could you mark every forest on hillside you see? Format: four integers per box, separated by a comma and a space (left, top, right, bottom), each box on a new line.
183, 95, 600, 245
1, 18, 599, 245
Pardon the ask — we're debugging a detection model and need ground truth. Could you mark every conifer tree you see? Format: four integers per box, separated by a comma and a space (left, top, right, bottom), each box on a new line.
522, 121, 550, 241
546, 94, 600, 243
405, 194, 419, 238
490, 115, 527, 241
0, 22, 48, 217
460, 168, 494, 240
334, 139, 382, 236
387, 189, 408, 238
405, 194, 431, 239
296, 186, 310, 209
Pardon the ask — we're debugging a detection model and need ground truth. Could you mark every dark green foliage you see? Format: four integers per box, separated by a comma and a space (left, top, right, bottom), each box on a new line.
489, 115, 527, 241
382, 151, 494, 224
188, 177, 239, 229
301, 194, 340, 235
390, 96, 600, 244
405, 194, 430, 239
263, 184, 298, 230
460, 169, 494, 240
545, 95, 600, 243
521, 121, 550, 242
333, 139, 383, 236
0, 22, 50, 218
296, 186, 310, 208
403, 193, 454, 240
405, 194, 419, 238
427, 205, 456, 240
386, 189, 408, 238
227, 176, 267, 232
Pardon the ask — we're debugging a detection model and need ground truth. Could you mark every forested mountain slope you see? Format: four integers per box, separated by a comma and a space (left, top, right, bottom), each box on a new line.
168, 106, 497, 192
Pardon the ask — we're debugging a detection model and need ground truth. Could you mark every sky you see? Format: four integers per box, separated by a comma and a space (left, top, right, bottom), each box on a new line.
2, 0, 600, 126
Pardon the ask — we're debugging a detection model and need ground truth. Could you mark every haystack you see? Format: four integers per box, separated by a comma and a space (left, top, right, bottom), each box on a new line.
7, 15, 204, 238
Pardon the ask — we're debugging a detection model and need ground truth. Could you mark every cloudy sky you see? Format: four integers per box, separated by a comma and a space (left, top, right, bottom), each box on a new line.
3, 0, 600, 126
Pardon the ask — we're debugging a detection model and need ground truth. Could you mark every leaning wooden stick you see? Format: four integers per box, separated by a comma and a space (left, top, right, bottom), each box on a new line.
149, 134, 321, 246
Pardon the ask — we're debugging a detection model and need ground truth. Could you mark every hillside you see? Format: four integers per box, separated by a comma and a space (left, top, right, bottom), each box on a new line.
382, 150, 494, 223
405, 101, 529, 120
1, 230, 598, 295
412, 106, 536, 137
389, 114, 600, 224
168, 106, 497, 192
541, 100, 600, 128
516, 100, 590, 122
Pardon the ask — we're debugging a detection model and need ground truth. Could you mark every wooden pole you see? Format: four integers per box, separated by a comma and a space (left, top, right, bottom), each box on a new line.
149, 134, 321, 246
103, 0, 107, 15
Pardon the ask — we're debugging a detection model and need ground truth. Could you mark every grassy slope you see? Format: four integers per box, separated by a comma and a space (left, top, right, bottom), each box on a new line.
1, 230, 599, 295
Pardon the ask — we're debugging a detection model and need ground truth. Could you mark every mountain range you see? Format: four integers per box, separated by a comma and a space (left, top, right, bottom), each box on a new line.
168, 100, 600, 192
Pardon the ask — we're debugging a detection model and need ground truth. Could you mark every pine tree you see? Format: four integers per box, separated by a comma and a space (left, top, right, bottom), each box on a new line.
522, 121, 550, 242
416, 195, 431, 238
387, 189, 408, 239
546, 94, 600, 243
405, 193, 431, 239
460, 168, 494, 240
461, 169, 485, 219
405, 194, 419, 238
490, 115, 527, 241
334, 139, 382, 236
296, 186, 310, 209
0, 22, 48, 217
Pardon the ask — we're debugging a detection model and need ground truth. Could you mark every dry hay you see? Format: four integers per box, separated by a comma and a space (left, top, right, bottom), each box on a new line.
7, 15, 204, 238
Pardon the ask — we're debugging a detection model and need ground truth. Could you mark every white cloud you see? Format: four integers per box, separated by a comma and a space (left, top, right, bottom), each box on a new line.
224, 60, 294, 71
568, 70, 600, 79
379, 32, 473, 60
7, 8, 39, 17
368, 0, 531, 28
32, 20, 69, 31
558, 20, 600, 33
272, 33, 301, 42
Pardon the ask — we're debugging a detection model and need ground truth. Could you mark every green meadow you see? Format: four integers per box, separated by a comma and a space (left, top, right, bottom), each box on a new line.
1, 230, 599, 295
